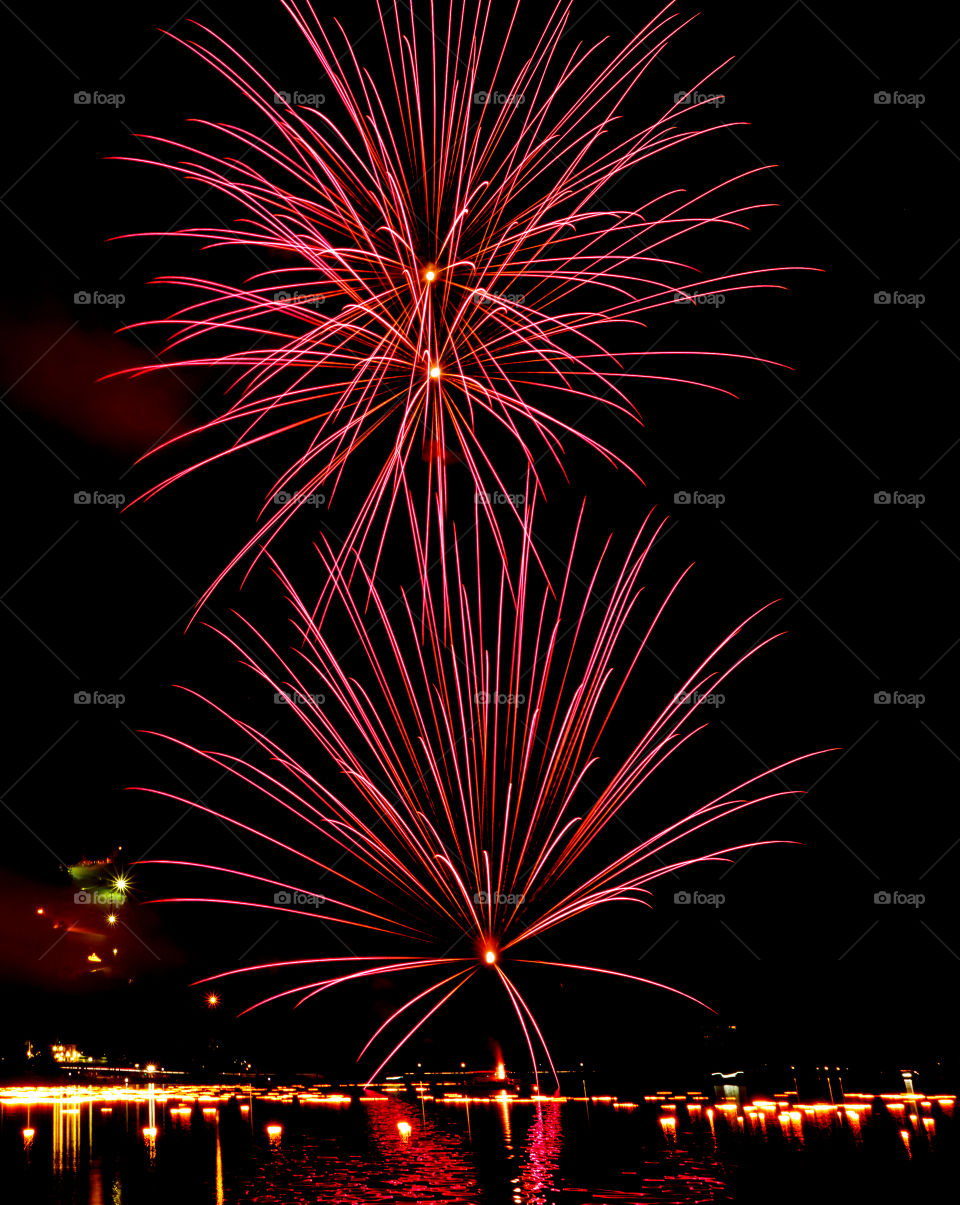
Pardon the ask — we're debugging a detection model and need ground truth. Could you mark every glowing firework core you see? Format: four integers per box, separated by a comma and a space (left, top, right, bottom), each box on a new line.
429, 364, 441, 379
485, 950, 497, 965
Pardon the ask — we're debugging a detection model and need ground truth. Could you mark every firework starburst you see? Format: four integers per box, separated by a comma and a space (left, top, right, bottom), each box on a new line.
138, 504, 825, 1085
121, 0, 798, 606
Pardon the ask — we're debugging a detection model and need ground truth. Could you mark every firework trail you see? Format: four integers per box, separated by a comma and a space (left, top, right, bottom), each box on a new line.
137, 503, 826, 1085
119, 0, 800, 607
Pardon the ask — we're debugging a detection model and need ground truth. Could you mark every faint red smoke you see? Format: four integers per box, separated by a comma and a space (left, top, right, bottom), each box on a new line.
0, 307, 193, 455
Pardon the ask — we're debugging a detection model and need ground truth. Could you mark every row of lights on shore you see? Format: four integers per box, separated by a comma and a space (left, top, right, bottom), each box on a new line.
23, 1091, 956, 1153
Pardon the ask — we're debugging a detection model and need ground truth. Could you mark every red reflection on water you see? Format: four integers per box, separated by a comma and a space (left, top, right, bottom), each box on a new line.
4, 1085, 950, 1203
518, 1101, 562, 1204
364, 1100, 479, 1201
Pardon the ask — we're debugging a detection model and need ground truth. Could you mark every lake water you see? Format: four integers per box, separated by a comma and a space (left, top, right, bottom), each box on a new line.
2, 1085, 956, 1203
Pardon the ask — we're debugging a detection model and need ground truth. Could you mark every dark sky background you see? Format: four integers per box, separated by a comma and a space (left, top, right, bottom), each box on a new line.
0, 0, 957, 1088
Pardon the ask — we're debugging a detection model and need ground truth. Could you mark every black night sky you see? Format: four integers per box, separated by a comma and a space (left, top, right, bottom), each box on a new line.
0, 1, 957, 1088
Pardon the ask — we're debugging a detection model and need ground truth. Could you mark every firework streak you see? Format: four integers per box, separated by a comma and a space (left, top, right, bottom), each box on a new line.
119, 0, 802, 606
138, 504, 826, 1085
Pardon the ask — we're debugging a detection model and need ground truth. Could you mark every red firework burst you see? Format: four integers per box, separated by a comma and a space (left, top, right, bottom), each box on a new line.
136, 503, 827, 1086
119, 0, 802, 607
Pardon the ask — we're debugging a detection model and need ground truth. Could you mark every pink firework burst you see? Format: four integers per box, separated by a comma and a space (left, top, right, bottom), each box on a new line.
119, 0, 801, 607
137, 503, 828, 1086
